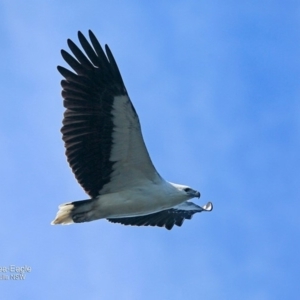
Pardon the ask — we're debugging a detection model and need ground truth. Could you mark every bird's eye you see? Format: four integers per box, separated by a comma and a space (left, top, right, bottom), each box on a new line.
184, 188, 191, 192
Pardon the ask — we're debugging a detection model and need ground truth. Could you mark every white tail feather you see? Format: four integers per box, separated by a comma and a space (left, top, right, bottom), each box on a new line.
51, 199, 95, 225
51, 202, 75, 225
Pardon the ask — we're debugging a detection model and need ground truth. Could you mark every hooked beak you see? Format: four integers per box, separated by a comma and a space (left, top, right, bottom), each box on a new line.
188, 190, 200, 198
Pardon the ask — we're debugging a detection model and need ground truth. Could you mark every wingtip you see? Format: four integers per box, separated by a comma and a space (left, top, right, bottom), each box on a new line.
88, 29, 96, 40
67, 38, 74, 48
105, 44, 110, 52
203, 202, 213, 212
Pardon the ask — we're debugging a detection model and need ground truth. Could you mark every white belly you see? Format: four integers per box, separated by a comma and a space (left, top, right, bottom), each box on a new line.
94, 182, 186, 219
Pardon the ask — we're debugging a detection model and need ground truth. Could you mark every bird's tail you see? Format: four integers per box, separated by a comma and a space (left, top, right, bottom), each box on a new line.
51, 199, 94, 225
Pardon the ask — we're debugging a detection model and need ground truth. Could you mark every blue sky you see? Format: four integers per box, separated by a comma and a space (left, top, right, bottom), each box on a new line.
1, 0, 299, 299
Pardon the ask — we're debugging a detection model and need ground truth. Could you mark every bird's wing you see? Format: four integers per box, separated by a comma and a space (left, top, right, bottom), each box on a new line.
107, 201, 213, 230
58, 30, 161, 198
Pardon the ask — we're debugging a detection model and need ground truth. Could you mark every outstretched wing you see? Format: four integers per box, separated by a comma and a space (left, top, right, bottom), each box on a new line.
107, 201, 213, 230
58, 30, 161, 198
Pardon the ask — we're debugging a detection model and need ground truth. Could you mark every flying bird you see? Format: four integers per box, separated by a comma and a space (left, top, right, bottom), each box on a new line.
51, 30, 213, 230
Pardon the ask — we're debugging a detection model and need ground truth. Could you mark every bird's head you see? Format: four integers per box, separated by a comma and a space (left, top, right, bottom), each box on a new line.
169, 183, 201, 200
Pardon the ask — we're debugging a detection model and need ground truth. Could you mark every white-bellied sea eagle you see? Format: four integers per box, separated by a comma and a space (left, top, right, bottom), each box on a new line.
51, 30, 213, 230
